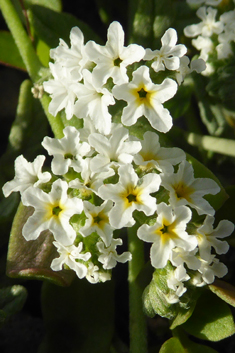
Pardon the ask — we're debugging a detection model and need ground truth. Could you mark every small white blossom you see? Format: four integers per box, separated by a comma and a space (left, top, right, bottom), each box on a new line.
137, 203, 197, 269
97, 238, 132, 269
50, 26, 90, 81
161, 160, 220, 216
144, 28, 187, 72
175, 56, 206, 84
85, 21, 145, 85
98, 164, 161, 229
51, 241, 91, 278
196, 215, 233, 261
79, 200, 114, 246
2, 155, 51, 197
184, 7, 224, 38
194, 255, 228, 286
42, 126, 90, 175
89, 124, 141, 174
43, 62, 80, 120
73, 69, 115, 135
112, 65, 177, 133
167, 265, 190, 301
21, 179, 83, 245
170, 247, 201, 271
133, 131, 185, 173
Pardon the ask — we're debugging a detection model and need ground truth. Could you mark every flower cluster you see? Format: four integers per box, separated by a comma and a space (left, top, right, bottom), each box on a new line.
185, 0, 235, 75
3, 22, 233, 303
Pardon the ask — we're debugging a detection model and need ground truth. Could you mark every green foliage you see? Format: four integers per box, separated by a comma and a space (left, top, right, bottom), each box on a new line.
0, 285, 27, 328
209, 280, 235, 308
0, 31, 26, 70
183, 290, 235, 341
39, 279, 114, 353
143, 263, 200, 327
6, 203, 75, 286
159, 336, 219, 353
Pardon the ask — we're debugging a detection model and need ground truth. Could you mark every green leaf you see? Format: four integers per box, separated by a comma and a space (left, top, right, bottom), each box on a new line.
6, 203, 74, 286
143, 263, 200, 327
183, 290, 235, 341
159, 337, 185, 353
28, 5, 102, 50
39, 279, 114, 353
160, 334, 219, 353
0, 285, 27, 328
209, 279, 235, 308
24, 0, 62, 12
0, 31, 26, 70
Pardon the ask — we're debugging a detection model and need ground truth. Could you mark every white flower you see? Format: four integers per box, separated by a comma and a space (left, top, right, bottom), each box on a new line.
79, 200, 114, 246
161, 160, 220, 215
51, 241, 91, 278
85, 21, 145, 85
42, 126, 90, 175
184, 7, 224, 38
196, 215, 233, 261
175, 56, 206, 84
2, 155, 51, 198
97, 238, 132, 269
170, 247, 201, 271
89, 124, 141, 174
137, 203, 197, 269
192, 35, 214, 61
98, 164, 161, 229
167, 265, 190, 301
112, 65, 177, 133
144, 28, 187, 72
69, 157, 113, 196
21, 179, 83, 245
73, 69, 115, 135
194, 255, 228, 286
133, 131, 185, 173
50, 26, 90, 81
43, 62, 80, 120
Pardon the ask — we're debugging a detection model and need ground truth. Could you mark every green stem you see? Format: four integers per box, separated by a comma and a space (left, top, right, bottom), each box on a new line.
0, 0, 42, 82
128, 223, 147, 353
185, 131, 235, 157
0, 0, 65, 138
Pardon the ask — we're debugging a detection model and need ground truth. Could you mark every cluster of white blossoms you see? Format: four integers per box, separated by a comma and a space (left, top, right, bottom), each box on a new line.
185, 0, 235, 75
3, 22, 234, 303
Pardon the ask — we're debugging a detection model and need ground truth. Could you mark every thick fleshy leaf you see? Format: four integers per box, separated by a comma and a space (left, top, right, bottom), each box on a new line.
0, 31, 26, 70
6, 202, 75, 286
143, 263, 200, 326
209, 279, 235, 308
28, 5, 102, 50
159, 337, 185, 353
0, 285, 27, 328
183, 290, 235, 341
24, 0, 62, 12
159, 336, 219, 353
39, 279, 114, 353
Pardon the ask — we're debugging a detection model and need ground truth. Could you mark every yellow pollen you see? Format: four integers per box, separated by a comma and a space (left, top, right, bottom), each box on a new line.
120, 185, 143, 209
173, 182, 194, 202
155, 219, 178, 244
91, 211, 109, 230
131, 85, 154, 107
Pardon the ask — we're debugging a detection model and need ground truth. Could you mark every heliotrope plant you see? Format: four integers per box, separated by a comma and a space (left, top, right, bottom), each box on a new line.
1, 0, 235, 352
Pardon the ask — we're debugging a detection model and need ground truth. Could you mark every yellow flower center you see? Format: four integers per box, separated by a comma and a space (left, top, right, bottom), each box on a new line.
91, 211, 109, 230
121, 185, 143, 209
155, 219, 178, 244
131, 84, 154, 107
173, 182, 194, 202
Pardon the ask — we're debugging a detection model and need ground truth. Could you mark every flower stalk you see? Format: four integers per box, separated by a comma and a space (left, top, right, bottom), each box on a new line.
128, 223, 148, 353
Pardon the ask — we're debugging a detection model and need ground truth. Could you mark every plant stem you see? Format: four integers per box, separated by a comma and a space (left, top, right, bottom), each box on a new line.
185, 132, 235, 157
128, 223, 147, 353
0, 0, 42, 82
